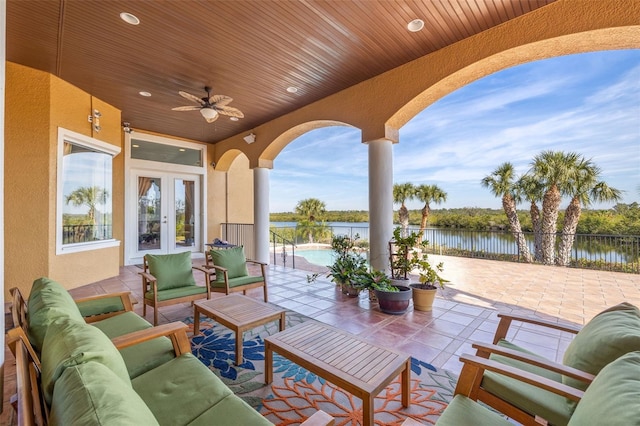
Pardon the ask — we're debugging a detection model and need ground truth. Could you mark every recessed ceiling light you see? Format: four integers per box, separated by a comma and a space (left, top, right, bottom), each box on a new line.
120, 12, 140, 25
230, 117, 239, 121
287, 86, 298, 94
407, 19, 424, 32
139, 91, 152, 97
179, 148, 186, 152
132, 144, 140, 148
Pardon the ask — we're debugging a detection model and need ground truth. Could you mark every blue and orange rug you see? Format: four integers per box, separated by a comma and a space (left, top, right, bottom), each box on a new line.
185, 311, 456, 425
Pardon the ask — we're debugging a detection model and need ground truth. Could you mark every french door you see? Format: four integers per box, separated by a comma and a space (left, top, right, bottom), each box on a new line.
132, 171, 201, 260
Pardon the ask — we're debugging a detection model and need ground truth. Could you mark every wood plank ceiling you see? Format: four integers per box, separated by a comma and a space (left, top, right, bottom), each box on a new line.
6, 0, 555, 144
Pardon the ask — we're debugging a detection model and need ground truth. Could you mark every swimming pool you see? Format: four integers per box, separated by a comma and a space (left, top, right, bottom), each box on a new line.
296, 249, 336, 266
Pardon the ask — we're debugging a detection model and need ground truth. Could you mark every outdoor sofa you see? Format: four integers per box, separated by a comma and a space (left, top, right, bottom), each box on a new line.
7, 277, 332, 426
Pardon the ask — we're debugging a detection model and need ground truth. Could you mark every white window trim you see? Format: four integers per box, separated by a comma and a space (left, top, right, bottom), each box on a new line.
56, 127, 121, 255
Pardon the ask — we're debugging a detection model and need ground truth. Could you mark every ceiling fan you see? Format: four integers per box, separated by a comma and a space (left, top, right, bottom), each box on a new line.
171, 86, 244, 123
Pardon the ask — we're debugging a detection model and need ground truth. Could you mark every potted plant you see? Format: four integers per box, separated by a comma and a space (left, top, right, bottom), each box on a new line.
409, 255, 448, 312
352, 268, 388, 302
365, 271, 413, 315
389, 227, 422, 286
327, 234, 367, 297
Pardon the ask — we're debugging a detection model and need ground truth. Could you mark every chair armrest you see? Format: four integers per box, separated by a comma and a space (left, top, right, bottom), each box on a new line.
73, 291, 135, 323
111, 322, 192, 356
493, 313, 581, 343
192, 265, 212, 275
6, 327, 42, 372
246, 259, 267, 266
472, 342, 595, 384
456, 353, 584, 402
300, 410, 335, 426
139, 271, 157, 283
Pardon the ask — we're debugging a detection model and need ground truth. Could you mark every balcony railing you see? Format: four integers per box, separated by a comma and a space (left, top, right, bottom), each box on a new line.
62, 224, 112, 244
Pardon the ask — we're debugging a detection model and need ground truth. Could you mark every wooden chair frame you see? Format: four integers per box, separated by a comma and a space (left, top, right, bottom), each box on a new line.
140, 256, 211, 325
203, 251, 268, 302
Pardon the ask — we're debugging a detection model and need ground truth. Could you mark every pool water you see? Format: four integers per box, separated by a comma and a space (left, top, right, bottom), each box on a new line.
296, 249, 336, 266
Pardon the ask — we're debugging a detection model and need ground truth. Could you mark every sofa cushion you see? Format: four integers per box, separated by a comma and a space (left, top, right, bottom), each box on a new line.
493, 339, 563, 382
50, 362, 159, 426
132, 353, 234, 426
563, 302, 640, 391
146, 252, 196, 291
568, 351, 640, 426
41, 320, 131, 405
210, 275, 264, 289
144, 285, 208, 302
210, 246, 249, 280
435, 394, 513, 426
27, 277, 85, 351
92, 311, 176, 379
76, 296, 126, 318
188, 393, 273, 426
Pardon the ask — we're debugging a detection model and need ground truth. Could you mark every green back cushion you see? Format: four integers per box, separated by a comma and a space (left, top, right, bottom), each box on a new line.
27, 277, 84, 351
210, 246, 249, 281
563, 302, 640, 391
50, 362, 159, 426
146, 252, 196, 291
568, 351, 640, 426
41, 320, 131, 405
76, 296, 126, 318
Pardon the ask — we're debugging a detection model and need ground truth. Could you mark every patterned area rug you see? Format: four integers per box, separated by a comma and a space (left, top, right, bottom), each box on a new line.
184, 311, 457, 425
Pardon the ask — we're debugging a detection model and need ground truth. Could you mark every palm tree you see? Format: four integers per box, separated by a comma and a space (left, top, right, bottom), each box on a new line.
294, 198, 327, 243
530, 151, 580, 264
556, 159, 622, 265
393, 183, 415, 236
414, 184, 447, 240
481, 163, 532, 263
516, 174, 544, 262
65, 186, 109, 225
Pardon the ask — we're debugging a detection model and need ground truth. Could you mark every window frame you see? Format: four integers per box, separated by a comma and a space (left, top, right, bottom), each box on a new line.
56, 127, 121, 255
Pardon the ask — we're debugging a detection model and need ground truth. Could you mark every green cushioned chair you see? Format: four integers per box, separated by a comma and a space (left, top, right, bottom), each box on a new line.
435, 351, 640, 426
474, 302, 640, 426
206, 246, 268, 302
140, 252, 211, 325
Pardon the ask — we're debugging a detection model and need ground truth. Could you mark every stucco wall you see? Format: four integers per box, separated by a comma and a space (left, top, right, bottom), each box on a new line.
5, 62, 122, 298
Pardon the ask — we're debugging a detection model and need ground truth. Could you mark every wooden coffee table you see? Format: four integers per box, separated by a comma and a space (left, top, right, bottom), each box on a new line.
194, 294, 286, 365
265, 321, 411, 426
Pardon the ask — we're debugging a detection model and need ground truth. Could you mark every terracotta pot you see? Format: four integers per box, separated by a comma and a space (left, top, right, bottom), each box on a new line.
409, 283, 437, 311
375, 285, 412, 315
368, 289, 377, 302
343, 284, 360, 298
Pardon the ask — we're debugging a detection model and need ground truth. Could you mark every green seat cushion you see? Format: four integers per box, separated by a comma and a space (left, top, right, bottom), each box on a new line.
27, 277, 85, 351
144, 285, 208, 301
493, 339, 563, 382
92, 312, 176, 379
482, 369, 573, 426
50, 362, 159, 426
568, 351, 640, 426
146, 252, 196, 291
435, 394, 513, 426
41, 320, 131, 405
210, 275, 264, 289
76, 296, 126, 318
132, 353, 234, 426
210, 246, 249, 280
188, 393, 273, 426
563, 302, 640, 391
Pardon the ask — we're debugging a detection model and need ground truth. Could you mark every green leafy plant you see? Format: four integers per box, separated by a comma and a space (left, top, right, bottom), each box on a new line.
415, 259, 448, 289
326, 234, 367, 285
390, 227, 424, 280
353, 268, 392, 291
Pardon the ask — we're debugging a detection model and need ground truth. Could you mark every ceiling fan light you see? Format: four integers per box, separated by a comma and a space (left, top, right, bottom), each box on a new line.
200, 108, 218, 120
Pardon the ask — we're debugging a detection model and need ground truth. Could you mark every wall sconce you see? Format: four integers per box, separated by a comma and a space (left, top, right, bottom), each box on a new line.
88, 109, 102, 132
243, 133, 256, 144
210, 161, 216, 169
122, 122, 133, 134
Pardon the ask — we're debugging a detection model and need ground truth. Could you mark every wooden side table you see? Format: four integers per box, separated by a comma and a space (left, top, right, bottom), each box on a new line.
194, 294, 285, 365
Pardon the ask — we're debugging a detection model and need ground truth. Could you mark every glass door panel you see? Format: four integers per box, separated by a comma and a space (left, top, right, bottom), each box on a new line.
175, 179, 196, 248
137, 177, 162, 251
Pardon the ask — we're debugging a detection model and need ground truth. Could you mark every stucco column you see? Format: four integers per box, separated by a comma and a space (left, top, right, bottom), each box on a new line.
253, 167, 270, 264
367, 139, 393, 272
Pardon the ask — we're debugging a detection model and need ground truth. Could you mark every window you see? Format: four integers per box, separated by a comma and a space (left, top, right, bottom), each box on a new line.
57, 128, 121, 254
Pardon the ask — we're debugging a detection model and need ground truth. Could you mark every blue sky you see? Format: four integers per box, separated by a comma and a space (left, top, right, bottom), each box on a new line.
270, 50, 640, 213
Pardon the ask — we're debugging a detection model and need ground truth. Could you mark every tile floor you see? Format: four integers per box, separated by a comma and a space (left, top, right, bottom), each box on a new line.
3, 255, 639, 424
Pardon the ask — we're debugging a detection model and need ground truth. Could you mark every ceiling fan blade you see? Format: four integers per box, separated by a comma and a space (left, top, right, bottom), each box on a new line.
171, 105, 202, 111
209, 95, 233, 107
204, 114, 219, 123
216, 105, 244, 118
178, 91, 206, 106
